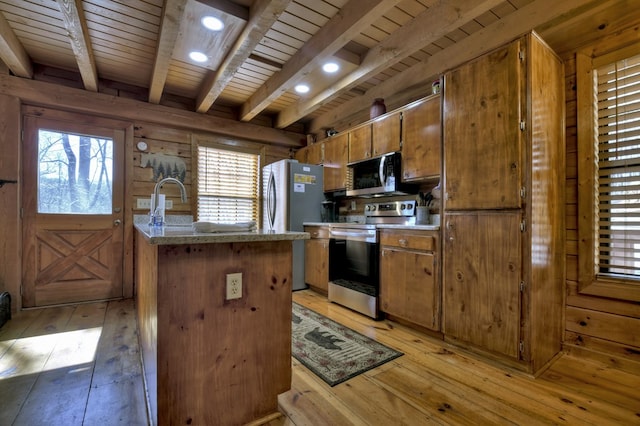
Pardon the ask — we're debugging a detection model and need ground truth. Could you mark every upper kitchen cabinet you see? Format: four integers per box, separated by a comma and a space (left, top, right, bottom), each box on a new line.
323, 133, 349, 192
372, 111, 401, 157
442, 32, 565, 374
401, 95, 441, 182
348, 124, 372, 162
443, 40, 522, 210
295, 141, 323, 165
348, 112, 401, 163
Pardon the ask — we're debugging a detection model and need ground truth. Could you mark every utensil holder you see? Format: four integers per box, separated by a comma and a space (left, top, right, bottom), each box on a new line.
416, 206, 429, 225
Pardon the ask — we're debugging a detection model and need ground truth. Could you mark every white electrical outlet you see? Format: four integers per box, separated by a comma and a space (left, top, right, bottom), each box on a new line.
165, 199, 173, 209
137, 198, 152, 209
226, 273, 242, 300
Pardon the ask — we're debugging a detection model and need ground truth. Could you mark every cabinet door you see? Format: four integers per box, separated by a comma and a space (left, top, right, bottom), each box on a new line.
305, 238, 329, 292
294, 147, 307, 163
402, 96, 441, 181
295, 143, 323, 164
443, 40, 523, 209
323, 133, 348, 191
380, 247, 439, 331
372, 112, 401, 157
443, 211, 521, 358
349, 124, 372, 162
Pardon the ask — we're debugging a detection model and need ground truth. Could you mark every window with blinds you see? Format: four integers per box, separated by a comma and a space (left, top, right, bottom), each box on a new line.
596, 51, 640, 277
197, 145, 260, 224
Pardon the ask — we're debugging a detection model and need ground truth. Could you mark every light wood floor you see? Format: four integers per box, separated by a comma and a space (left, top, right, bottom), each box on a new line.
1, 291, 638, 425
0, 299, 147, 425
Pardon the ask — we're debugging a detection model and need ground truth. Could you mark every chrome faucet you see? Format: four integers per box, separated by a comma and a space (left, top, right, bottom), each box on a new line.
150, 177, 188, 225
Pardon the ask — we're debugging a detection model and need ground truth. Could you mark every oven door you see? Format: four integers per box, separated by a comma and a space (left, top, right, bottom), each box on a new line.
328, 227, 380, 318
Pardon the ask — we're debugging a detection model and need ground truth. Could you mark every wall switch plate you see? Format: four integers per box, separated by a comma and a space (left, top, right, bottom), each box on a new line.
351, 200, 357, 211
137, 198, 151, 209
165, 199, 173, 209
226, 273, 242, 300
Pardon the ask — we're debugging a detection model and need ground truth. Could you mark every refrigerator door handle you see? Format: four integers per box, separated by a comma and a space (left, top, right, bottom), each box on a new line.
267, 171, 276, 231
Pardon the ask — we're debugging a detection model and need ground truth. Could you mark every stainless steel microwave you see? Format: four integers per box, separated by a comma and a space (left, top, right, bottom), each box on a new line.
346, 152, 413, 196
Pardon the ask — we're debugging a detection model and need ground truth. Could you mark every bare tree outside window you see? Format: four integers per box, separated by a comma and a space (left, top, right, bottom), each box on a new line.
38, 129, 113, 214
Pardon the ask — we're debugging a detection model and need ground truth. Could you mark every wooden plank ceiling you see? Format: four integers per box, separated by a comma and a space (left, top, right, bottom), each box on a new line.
0, 0, 637, 136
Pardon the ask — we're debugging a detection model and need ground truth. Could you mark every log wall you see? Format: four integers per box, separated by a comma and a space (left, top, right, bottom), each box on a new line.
0, 75, 300, 311
562, 25, 640, 372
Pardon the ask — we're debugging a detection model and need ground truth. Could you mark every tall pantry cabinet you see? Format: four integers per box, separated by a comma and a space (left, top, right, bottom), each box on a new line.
442, 32, 565, 374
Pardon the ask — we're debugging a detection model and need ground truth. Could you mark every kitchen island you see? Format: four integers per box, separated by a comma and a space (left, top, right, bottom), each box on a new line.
134, 222, 308, 425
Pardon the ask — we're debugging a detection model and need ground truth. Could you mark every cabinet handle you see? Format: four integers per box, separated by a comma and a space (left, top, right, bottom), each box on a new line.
398, 238, 408, 247
311, 231, 319, 237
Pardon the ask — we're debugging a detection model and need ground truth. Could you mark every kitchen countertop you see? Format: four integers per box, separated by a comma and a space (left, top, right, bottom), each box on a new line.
135, 221, 309, 245
376, 224, 440, 231
303, 222, 440, 231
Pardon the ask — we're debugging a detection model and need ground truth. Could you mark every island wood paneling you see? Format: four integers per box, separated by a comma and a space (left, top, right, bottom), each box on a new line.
136, 236, 293, 425
562, 24, 640, 371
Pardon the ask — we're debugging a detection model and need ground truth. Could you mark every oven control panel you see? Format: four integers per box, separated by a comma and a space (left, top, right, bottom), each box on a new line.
364, 200, 416, 217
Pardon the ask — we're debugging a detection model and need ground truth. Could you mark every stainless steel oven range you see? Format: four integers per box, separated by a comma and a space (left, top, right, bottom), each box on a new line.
328, 200, 416, 319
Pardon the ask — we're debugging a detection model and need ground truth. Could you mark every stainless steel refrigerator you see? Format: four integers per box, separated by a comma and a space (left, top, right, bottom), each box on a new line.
263, 159, 324, 290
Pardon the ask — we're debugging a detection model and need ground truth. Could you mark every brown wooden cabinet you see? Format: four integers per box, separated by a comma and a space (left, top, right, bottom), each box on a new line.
323, 133, 348, 191
304, 225, 330, 294
379, 229, 440, 331
348, 124, 372, 162
443, 212, 521, 357
348, 112, 401, 163
295, 142, 323, 165
401, 95, 441, 181
442, 32, 565, 373
372, 111, 401, 157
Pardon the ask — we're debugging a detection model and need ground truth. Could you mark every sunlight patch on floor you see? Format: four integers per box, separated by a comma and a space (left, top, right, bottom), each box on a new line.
0, 327, 102, 378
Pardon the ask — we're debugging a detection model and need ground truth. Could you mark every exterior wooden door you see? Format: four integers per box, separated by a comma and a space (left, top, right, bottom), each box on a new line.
443, 211, 522, 358
22, 114, 125, 307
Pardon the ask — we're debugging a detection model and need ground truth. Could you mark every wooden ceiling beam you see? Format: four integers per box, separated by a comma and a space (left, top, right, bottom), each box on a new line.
238, 0, 400, 122
275, 0, 505, 129
308, 0, 605, 135
195, 0, 292, 113
194, 0, 249, 20
149, 0, 188, 104
247, 54, 283, 72
0, 12, 33, 78
0, 73, 303, 147
55, 0, 98, 92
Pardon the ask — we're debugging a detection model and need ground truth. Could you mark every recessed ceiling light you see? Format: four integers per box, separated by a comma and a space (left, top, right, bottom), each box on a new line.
295, 84, 310, 94
202, 16, 224, 31
189, 51, 208, 63
322, 62, 339, 73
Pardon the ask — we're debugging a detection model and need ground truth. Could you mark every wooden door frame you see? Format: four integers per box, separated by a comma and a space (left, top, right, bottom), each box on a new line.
21, 106, 135, 303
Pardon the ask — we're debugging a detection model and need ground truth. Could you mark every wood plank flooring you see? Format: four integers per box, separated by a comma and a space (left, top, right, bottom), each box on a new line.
1, 291, 638, 425
277, 290, 640, 426
0, 299, 147, 425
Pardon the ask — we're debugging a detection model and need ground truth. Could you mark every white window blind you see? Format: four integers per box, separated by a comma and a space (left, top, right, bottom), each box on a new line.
596, 51, 640, 277
197, 145, 260, 223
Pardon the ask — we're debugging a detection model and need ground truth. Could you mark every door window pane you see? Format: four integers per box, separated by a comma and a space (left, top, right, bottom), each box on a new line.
38, 129, 113, 214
